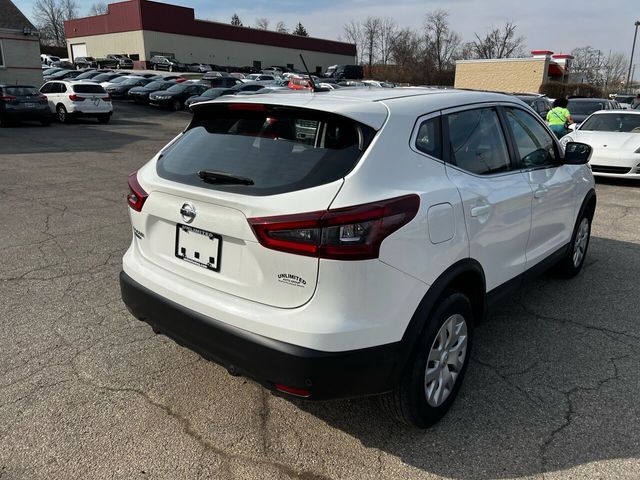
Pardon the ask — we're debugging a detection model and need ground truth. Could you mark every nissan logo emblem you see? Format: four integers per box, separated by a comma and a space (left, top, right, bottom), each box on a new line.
180, 202, 196, 223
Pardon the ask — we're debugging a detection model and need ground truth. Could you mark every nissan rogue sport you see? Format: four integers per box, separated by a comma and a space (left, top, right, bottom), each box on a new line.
120, 89, 596, 428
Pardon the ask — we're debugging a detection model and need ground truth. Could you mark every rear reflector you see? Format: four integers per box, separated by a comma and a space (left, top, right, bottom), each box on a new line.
248, 194, 420, 260
275, 384, 311, 397
227, 103, 267, 111
0, 95, 16, 101
127, 170, 148, 212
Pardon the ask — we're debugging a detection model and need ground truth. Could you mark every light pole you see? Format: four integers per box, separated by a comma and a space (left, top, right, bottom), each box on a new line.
626, 20, 640, 91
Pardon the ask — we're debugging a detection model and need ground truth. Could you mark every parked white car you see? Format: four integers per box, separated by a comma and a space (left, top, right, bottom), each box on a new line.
560, 110, 640, 178
39, 80, 113, 124
120, 89, 596, 427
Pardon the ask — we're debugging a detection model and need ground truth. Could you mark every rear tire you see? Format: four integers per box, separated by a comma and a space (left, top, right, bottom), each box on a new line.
56, 105, 68, 123
378, 292, 474, 428
553, 211, 592, 278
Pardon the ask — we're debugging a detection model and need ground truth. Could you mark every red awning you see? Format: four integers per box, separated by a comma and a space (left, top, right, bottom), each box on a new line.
548, 64, 564, 76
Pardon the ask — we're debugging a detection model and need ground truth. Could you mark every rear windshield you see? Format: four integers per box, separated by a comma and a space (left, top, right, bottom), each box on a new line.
92, 73, 119, 82
568, 100, 605, 115
4, 86, 39, 96
157, 104, 376, 196
166, 84, 189, 93
580, 113, 640, 133
73, 84, 106, 94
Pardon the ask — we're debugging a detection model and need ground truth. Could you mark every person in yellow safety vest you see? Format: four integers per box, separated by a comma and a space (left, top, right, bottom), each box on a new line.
546, 97, 574, 139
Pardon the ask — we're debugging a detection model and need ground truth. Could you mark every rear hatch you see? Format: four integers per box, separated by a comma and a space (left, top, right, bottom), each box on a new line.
1, 86, 48, 111
133, 101, 384, 308
71, 83, 111, 109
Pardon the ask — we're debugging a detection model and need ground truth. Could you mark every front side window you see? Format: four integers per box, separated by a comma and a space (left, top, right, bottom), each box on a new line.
445, 107, 511, 175
0, 41, 4, 67
504, 107, 558, 169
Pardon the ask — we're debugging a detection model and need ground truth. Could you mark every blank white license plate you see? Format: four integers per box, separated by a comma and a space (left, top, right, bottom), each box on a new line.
175, 224, 222, 272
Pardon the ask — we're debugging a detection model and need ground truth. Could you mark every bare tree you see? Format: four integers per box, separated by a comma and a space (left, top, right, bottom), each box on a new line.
570, 46, 604, 84
378, 17, 398, 66
255, 18, 269, 30
602, 52, 628, 91
471, 22, 525, 59
275, 21, 288, 34
88, 1, 107, 15
33, 0, 78, 47
362, 16, 382, 67
424, 10, 460, 73
390, 28, 421, 70
343, 20, 364, 64
231, 13, 242, 26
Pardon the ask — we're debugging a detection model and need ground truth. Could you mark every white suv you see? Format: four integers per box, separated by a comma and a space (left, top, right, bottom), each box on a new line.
120, 90, 596, 427
39, 80, 113, 124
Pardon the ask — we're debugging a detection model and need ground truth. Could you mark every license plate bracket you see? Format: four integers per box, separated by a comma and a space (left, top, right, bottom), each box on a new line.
175, 224, 222, 272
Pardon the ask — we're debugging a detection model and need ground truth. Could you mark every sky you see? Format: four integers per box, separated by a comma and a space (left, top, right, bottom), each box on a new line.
13, 0, 640, 76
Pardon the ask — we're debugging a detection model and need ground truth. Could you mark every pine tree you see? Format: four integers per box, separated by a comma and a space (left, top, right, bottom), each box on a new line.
231, 14, 242, 26
293, 22, 309, 36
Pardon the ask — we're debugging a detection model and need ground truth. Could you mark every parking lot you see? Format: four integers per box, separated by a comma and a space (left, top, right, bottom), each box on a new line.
0, 102, 639, 479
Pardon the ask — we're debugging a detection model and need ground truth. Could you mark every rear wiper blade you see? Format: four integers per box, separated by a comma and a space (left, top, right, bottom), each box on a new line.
197, 170, 254, 185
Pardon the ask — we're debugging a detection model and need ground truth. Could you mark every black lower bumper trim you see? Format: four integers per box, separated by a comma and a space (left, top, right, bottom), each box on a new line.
119, 271, 403, 400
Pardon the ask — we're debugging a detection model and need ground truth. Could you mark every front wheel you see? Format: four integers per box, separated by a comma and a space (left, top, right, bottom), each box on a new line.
379, 292, 474, 428
553, 212, 591, 278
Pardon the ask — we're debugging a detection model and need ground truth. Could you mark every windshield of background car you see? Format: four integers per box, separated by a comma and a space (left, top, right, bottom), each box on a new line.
568, 100, 605, 115
580, 113, 640, 133
122, 77, 145, 85
166, 84, 188, 93
73, 84, 107, 94
92, 73, 118, 82
156, 104, 376, 196
144, 81, 171, 90
615, 95, 634, 103
4, 86, 39, 96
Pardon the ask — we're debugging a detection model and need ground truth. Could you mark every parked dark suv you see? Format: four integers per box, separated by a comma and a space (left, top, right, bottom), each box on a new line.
73, 56, 97, 69
107, 54, 134, 69
150, 56, 185, 72
324, 64, 364, 80
513, 93, 552, 119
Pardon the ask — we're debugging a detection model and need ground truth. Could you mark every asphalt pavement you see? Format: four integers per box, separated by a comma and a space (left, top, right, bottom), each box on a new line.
0, 102, 638, 480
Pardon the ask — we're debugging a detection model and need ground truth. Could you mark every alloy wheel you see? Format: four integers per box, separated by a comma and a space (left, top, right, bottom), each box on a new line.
573, 217, 589, 268
424, 314, 468, 407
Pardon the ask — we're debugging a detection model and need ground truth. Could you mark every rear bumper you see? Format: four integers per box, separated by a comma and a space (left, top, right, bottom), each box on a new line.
2, 107, 51, 119
120, 270, 403, 400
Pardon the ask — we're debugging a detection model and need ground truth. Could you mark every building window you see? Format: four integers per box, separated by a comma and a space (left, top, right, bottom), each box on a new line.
0, 41, 4, 68
129, 54, 140, 61
287, 63, 294, 69
315, 66, 322, 74
253, 60, 261, 69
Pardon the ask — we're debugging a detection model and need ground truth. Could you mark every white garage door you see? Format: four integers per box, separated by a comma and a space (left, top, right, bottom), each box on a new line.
71, 43, 87, 60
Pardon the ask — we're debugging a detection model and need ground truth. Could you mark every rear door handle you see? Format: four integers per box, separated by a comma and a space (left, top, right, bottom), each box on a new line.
470, 205, 490, 217
534, 186, 548, 199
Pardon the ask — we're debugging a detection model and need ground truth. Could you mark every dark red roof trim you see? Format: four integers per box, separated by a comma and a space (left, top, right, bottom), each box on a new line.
65, 0, 356, 56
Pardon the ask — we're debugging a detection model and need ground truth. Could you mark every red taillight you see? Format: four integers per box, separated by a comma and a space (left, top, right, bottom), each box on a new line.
0, 95, 16, 101
248, 195, 420, 260
274, 384, 311, 397
39, 94, 47, 101
69, 94, 84, 101
127, 171, 148, 212
105, 95, 112, 102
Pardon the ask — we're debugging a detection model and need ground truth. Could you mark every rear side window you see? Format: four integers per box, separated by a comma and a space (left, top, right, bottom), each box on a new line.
157, 105, 376, 196
445, 108, 511, 175
415, 117, 442, 159
73, 84, 106, 94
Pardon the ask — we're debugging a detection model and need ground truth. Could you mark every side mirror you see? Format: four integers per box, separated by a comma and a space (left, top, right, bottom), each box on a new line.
564, 142, 592, 165
568, 123, 577, 131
